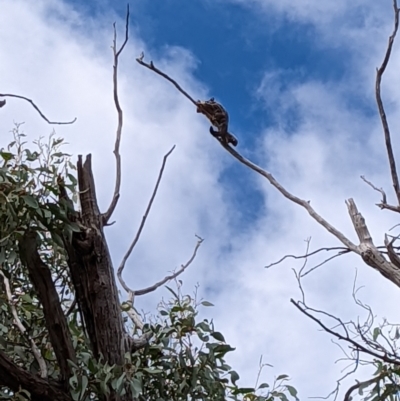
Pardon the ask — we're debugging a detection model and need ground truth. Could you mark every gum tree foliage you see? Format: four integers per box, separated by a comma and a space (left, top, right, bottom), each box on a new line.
0, 12, 297, 401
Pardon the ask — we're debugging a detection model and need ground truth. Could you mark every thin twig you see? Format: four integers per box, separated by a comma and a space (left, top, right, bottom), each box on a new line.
375, 0, 400, 205
117, 146, 176, 293
136, 56, 198, 107
266, 246, 349, 269
0, 270, 47, 378
360, 175, 388, 205
291, 299, 400, 366
135, 236, 203, 296
301, 252, 349, 277
103, 5, 130, 224
0, 93, 76, 124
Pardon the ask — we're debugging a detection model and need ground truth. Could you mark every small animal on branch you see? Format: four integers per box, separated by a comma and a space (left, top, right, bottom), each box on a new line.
196, 98, 238, 147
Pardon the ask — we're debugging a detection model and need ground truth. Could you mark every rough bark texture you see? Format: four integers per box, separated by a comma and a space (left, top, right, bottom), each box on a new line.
0, 154, 128, 400
18, 230, 76, 386
347, 198, 400, 287
73, 154, 127, 364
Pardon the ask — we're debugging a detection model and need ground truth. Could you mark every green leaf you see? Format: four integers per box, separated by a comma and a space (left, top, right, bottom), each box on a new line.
230, 370, 240, 385
80, 376, 88, 399
286, 385, 299, 400
22, 195, 39, 209
234, 387, 255, 394
116, 372, 126, 393
258, 383, 270, 389
211, 331, 225, 342
0, 152, 13, 162
165, 286, 179, 300
201, 301, 214, 307
130, 378, 142, 397
143, 368, 163, 374
373, 327, 381, 341
276, 374, 289, 381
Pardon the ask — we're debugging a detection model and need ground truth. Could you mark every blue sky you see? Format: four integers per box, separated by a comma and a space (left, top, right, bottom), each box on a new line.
1, 0, 400, 398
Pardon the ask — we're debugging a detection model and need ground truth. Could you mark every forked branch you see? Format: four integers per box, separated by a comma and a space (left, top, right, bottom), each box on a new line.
103, 5, 130, 224
134, 236, 203, 296
136, 58, 400, 290
117, 146, 176, 293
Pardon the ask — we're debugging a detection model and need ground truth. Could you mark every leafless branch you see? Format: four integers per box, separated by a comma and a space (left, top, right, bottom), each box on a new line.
361, 175, 400, 212
136, 55, 198, 107
103, 5, 130, 225
291, 299, 400, 366
266, 246, 350, 269
137, 57, 400, 290
0, 93, 76, 124
117, 146, 176, 293
224, 145, 358, 251
292, 238, 312, 304
0, 270, 47, 378
134, 236, 203, 296
375, 0, 400, 205
302, 252, 350, 277
361, 175, 388, 204
123, 291, 145, 330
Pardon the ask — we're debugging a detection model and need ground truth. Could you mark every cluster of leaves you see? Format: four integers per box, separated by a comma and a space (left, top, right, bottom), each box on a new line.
65, 285, 298, 401
0, 128, 298, 400
0, 125, 78, 382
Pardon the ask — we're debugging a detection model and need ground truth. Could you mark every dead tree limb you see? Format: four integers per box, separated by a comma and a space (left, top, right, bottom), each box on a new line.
375, 0, 400, 206
117, 145, 176, 293
265, 246, 350, 269
136, 59, 400, 289
77, 154, 127, 364
136, 56, 198, 107
0, 93, 76, 124
346, 198, 400, 286
103, 4, 130, 225
135, 236, 203, 296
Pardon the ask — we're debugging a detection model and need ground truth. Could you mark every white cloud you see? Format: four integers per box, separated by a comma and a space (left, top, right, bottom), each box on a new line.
1, 0, 400, 399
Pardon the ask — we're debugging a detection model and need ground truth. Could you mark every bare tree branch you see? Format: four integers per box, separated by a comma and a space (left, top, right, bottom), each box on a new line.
103, 4, 130, 225
224, 144, 358, 251
361, 175, 388, 205
117, 146, 176, 293
0, 269, 47, 378
135, 236, 203, 296
0, 93, 76, 124
266, 245, 350, 269
375, 0, 400, 205
136, 56, 198, 107
361, 175, 400, 212
136, 58, 400, 291
346, 198, 400, 286
291, 299, 400, 366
